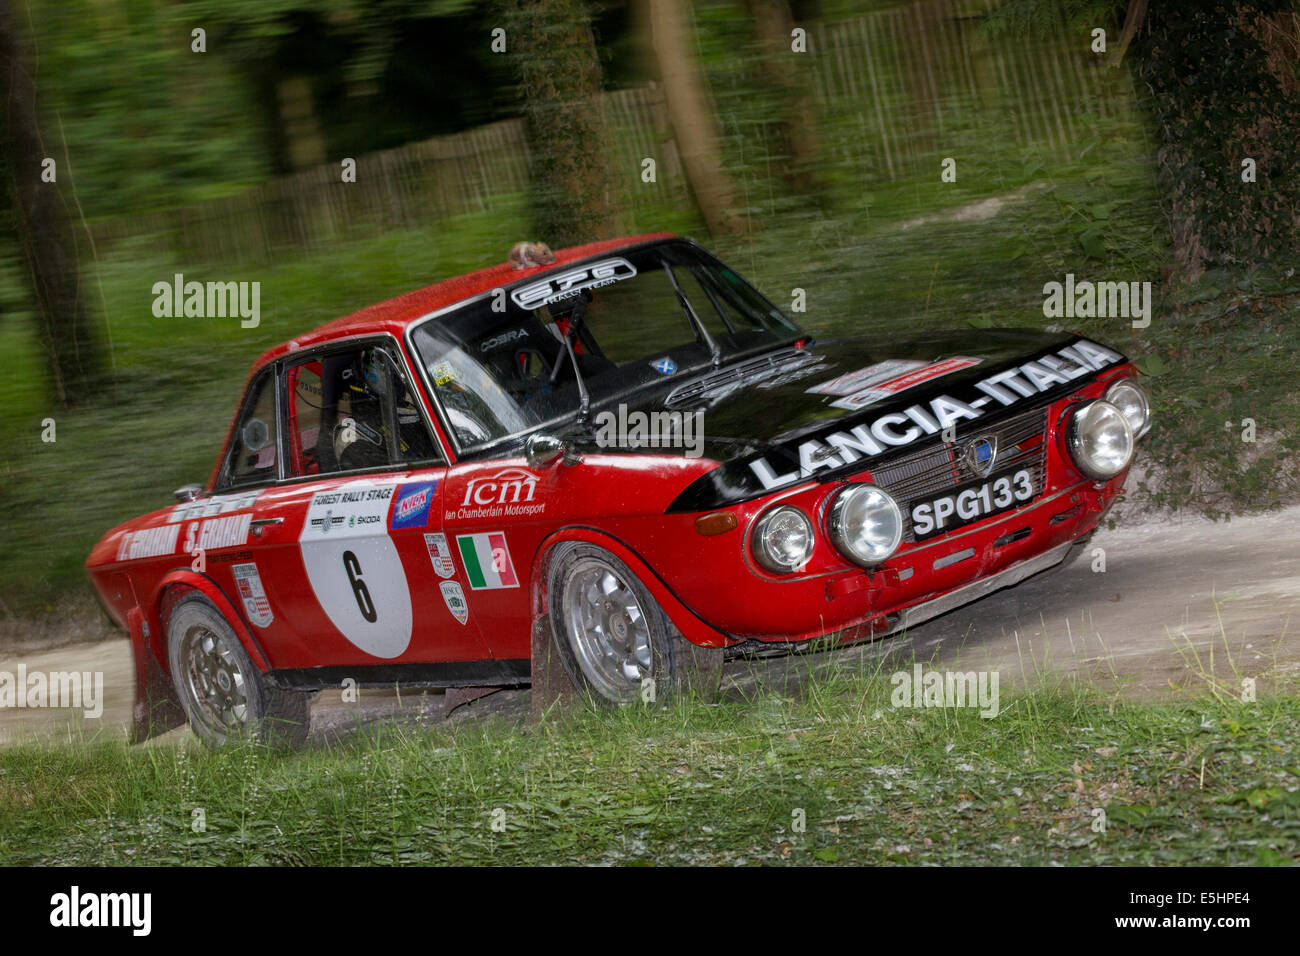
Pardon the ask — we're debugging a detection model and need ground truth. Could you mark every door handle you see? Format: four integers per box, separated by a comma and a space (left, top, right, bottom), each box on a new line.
250, 517, 284, 537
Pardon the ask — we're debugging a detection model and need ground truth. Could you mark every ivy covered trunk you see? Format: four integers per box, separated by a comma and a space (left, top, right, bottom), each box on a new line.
502, 0, 624, 248
1135, 1, 1300, 283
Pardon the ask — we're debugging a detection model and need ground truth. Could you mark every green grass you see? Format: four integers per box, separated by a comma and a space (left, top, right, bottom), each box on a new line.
1, 671, 1297, 866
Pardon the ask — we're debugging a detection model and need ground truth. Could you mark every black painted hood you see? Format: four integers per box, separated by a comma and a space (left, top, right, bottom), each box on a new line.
566, 328, 1129, 511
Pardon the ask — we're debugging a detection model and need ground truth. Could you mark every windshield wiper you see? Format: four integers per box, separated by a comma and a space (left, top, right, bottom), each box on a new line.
663, 261, 722, 368
548, 292, 592, 424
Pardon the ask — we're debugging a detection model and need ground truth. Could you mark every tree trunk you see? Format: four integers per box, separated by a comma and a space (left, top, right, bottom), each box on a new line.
746, 0, 825, 200
0, 0, 102, 407
646, 0, 748, 235
1135, 0, 1300, 282
503, 0, 624, 248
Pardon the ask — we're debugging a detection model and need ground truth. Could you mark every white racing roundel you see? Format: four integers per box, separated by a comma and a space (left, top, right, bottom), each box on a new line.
298, 480, 412, 659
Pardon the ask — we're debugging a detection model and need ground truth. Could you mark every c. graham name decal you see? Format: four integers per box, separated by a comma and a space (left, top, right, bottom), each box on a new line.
749, 339, 1122, 491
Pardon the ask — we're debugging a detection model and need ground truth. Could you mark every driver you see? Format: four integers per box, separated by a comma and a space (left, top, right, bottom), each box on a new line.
330, 349, 391, 470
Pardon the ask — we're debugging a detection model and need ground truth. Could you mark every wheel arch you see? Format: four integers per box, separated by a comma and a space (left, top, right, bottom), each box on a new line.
148, 570, 272, 673
530, 526, 733, 649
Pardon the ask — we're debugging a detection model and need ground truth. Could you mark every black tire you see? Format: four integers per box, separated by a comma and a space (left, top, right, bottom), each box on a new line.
166, 593, 311, 749
546, 542, 720, 706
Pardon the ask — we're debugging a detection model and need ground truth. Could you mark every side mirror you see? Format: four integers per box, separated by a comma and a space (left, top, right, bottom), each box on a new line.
174, 483, 204, 503
525, 432, 566, 470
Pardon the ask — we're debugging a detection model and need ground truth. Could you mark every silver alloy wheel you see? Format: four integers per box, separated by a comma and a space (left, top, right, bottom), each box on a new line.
180, 623, 251, 738
561, 556, 654, 701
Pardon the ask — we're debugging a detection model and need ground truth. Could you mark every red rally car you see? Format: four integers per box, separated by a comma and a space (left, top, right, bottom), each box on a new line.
87, 233, 1151, 746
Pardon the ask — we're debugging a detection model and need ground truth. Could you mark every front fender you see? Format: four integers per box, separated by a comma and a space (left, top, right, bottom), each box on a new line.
147, 569, 272, 670
532, 526, 734, 649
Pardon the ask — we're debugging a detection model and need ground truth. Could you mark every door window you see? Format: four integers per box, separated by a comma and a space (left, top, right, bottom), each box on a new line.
285, 343, 441, 478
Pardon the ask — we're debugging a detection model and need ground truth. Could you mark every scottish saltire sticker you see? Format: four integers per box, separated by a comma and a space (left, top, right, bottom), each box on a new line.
440, 581, 469, 625
231, 562, 274, 628
424, 532, 456, 579
455, 532, 519, 590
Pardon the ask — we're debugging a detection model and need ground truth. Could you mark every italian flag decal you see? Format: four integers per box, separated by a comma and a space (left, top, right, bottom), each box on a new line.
455, 532, 519, 590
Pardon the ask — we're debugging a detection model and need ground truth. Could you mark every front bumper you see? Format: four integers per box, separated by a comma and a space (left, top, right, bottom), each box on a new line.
715, 474, 1122, 645
883, 536, 1076, 637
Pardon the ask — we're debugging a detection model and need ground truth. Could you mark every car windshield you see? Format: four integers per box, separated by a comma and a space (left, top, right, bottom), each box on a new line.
410, 240, 800, 453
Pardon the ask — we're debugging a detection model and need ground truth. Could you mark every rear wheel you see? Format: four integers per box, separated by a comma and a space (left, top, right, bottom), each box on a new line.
546, 543, 720, 706
166, 593, 311, 748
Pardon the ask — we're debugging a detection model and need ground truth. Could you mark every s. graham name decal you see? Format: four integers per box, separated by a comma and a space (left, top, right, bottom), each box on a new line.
749, 338, 1123, 491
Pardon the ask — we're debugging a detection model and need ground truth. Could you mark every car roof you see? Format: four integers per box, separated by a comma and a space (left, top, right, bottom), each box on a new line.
252, 231, 679, 369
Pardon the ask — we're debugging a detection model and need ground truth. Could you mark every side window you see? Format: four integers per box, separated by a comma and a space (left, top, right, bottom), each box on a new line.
286, 343, 441, 478
222, 367, 279, 487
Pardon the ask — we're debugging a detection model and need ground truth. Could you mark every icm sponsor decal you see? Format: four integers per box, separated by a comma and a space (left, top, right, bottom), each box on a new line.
749, 339, 1123, 492
440, 581, 469, 625
298, 481, 412, 658
823, 357, 982, 412
456, 468, 543, 519
170, 490, 259, 523
455, 532, 519, 590
424, 532, 456, 579
390, 480, 438, 530
510, 257, 636, 310
115, 524, 181, 561
231, 562, 274, 627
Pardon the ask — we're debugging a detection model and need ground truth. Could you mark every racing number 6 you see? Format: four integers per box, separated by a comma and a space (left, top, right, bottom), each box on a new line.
342, 550, 378, 623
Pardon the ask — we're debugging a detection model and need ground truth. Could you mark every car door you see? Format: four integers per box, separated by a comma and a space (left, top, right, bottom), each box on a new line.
219, 339, 493, 670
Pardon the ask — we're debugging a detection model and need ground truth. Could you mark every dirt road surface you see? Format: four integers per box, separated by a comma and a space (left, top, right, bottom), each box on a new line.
3, 505, 1295, 747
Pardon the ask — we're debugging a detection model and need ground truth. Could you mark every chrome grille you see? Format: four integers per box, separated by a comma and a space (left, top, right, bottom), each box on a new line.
867, 406, 1050, 541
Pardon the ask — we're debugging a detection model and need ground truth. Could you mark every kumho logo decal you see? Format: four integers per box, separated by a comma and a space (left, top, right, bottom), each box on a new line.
456, 532, 519, 590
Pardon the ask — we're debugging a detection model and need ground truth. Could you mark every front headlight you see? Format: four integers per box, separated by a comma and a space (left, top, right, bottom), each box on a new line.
1104, 378, 1151, 439
751, 505, 815, 573
828, 484, 903, 568
1067, 400, 1134, 481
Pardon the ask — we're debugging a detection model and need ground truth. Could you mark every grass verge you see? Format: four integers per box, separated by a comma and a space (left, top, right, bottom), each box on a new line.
1, 670, 1297, 866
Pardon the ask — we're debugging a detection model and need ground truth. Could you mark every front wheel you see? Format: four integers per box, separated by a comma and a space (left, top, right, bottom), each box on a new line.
546, 542, 720, 706
166, 593, 311, 748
